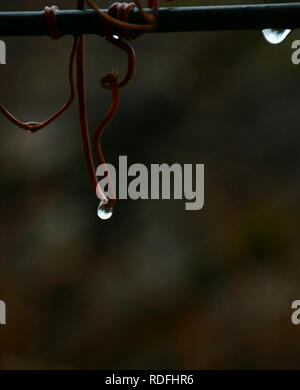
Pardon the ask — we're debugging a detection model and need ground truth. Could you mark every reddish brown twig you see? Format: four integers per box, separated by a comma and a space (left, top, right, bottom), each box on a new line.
0, 6, 78, 133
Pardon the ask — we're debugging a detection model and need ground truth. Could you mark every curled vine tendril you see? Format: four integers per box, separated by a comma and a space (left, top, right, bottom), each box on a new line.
0, 1, 162, 215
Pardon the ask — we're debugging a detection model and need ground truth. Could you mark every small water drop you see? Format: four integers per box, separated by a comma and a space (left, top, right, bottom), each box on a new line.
25, 122, 40, 133
262, 28, 291, 44
97, 200, 113, 220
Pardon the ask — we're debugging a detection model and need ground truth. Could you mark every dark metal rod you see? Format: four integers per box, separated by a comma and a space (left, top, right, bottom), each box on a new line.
0, 3, 299, 37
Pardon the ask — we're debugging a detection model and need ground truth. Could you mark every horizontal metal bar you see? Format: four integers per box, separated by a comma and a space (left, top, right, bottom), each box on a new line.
0, 3, 299, 37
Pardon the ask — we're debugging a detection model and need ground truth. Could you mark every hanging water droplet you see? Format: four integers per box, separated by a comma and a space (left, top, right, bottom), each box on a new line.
262, 28, 291, 44
97, 200, 113, 220
25, 121, 40, 126
25, 122, 40, 133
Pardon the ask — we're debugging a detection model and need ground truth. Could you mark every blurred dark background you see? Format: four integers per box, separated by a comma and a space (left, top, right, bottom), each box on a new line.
0, 0, 300, 369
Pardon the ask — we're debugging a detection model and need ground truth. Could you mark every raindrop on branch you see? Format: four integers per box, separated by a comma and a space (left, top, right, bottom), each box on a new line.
97, 200, 113, 220
262, 28, 291, 44
25, 122, 40, 133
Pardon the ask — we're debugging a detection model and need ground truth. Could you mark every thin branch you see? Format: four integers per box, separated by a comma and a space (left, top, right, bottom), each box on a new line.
0, 3, 298, 36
